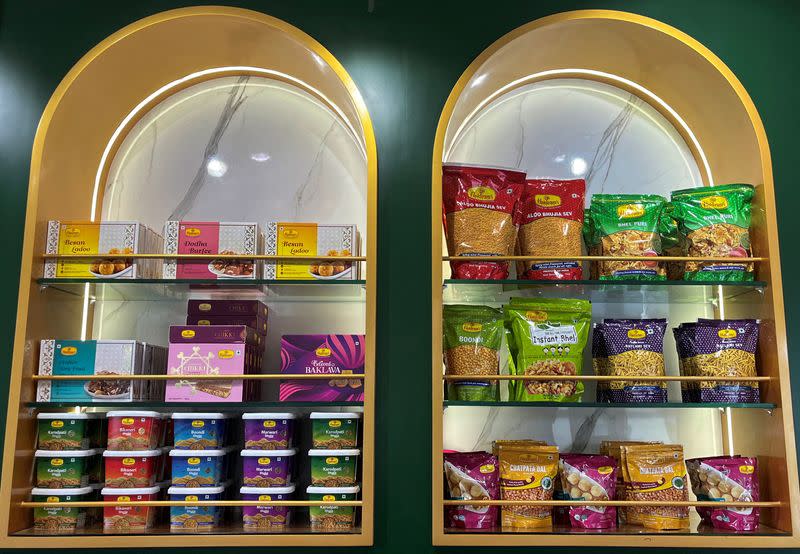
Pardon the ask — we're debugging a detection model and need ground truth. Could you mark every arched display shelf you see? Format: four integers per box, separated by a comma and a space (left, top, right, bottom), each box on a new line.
431, 10, 798, 547
0, 6, 376, 548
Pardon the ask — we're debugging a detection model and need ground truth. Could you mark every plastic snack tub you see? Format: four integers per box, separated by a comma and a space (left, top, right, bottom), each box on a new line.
242, 412, 296, 450
103, 449, 161, 488
307, 485, 360, 530
169, 449, 226, 487
168, 484, 226, 531
172, 413, 228, 450
310, 412, 360, 448
240, 484, 295, 531
34, 449, 93, 488
36, 413, 89, 450
106, 411, 162, 450
308, 449, 360, 487
241, 449, 297, 487
31, 486, 91, 531
101, 485, 160, 531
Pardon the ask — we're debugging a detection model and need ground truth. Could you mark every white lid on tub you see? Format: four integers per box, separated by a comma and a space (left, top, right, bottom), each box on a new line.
35, 449, 95, 457
242, 413, 297, 420
31, 486, 93, 496
37, 413, 89, 420
240, 484, 296, 495
240, 448, 297, 457
106, 411, 161, 418
308, 449, 360, 457
171, 413, 227, 420
103, 449, 161, 457
168, 448, 225, 457
85, 412, 104, 419
306, 485, 361, 495
309, 412, 361, 420
101, 485, 160, 496
168, 485, 225, 495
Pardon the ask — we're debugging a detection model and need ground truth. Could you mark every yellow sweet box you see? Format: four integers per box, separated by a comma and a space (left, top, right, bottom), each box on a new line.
263, 222, 360, 280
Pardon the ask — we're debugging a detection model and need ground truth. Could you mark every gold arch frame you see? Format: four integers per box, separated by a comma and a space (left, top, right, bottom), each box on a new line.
0, 6, 377, 547
431, 9, 798, 547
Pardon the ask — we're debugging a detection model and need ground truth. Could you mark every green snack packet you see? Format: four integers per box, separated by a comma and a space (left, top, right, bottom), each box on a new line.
582, 211, 599, 280
659, 202, 684, 281
443, 305, 503, 402
670, 184, 754, 281
589, 194, 666, 280
504, 298, 591, 402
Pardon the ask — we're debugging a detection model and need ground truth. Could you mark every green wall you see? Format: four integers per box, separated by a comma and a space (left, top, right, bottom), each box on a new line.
1, 1, 799, 552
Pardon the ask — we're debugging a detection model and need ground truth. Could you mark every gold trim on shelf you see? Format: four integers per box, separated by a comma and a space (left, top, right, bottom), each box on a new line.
442, 375, 771, 382
443, 499, 782, 508
21, 500, 362, 508
443, 255, 764, 263
42, 253, 367, 262
32, 374, 366, 381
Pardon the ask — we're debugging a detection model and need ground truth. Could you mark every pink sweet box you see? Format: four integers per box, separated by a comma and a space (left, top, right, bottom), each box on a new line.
165, 326, 262, 402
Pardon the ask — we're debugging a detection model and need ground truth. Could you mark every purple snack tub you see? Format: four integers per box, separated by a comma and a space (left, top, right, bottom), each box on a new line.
279, 335, 364, 402
242, 413, 296, 450
241, 484, 294, 531
241, 449, 296, 487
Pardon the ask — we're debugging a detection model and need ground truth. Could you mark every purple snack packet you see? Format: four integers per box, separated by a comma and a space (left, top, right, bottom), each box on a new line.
559, 454, 618, 529
688, 319, 760, 403
596, 319, 667, 403
279, 335, 364, 402
688, 456, 759, 531
444, 451, 499, 529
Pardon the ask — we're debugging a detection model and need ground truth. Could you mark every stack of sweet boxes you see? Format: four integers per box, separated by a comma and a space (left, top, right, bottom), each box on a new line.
165, 300, 268, 402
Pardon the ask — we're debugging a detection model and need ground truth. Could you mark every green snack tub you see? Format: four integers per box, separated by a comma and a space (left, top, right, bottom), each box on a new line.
37, 413, 89, 450
307, 485, 360, 530
310, 412, 360, 449
308, 449, 360, 487
34, 449, 93, 488
31, 486, 92, 531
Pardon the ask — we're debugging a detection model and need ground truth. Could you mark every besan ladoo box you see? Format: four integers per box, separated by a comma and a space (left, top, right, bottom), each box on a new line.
279, 335, 365, 402
163, 221, 259, 279
263, 223, 360, 280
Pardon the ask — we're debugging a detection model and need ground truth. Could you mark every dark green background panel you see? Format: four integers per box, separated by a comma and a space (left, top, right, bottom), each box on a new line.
1, 1, 798, 552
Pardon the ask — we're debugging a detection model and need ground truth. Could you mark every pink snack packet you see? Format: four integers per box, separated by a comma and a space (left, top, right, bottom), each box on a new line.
559, 454, 618, 528
443, 451, 499, 529
688, 456, 759, 531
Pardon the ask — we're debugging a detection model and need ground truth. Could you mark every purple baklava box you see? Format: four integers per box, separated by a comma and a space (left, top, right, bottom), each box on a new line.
187, 300, 268, 319
279, 335, 365, 402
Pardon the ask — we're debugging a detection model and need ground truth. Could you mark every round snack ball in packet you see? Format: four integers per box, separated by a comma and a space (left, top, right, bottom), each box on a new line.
588, 194, 667, 280
505, 298, 591, 402
514, 178, 585, 280
559, 454, 618, 529
442, 164, 525, 280
443, 451, 499, 529
698, 456, 759, 531
443, 305, 503, 401
670, 183, 755, 281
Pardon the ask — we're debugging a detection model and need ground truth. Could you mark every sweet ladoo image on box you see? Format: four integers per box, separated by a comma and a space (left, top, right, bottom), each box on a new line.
166, 326, 262, 402
263, 222, 360, 280
163, 221, 259, 279
44, 220, 163, 279
279, 335, 364, 401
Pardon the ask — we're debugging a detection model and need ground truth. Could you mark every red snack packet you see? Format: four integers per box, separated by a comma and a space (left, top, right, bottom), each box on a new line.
442, 164, 525, 280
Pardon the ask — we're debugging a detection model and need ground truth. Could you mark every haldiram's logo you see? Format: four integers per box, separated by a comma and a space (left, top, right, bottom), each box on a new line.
185, 495, 199, 502
258, 457, 271, 465
258, 495, 272, 501
322, 495, 336, 501
718, 329, 737, 339
121, 417, 134, 425
328, 420, 342, 428
462, 322, 482, 333
480, 464, 495, 474
50, 458, 64, 467
467, 186, 496, 202
51, 420, 64, 428
282, 229, 299, 238
326, 457, 339, 465
598, 466, 614, 475
701, 195, 729, 210
218, 349, 234, 359
617, 204, 645, 219
315, 347, 332, 357
198, 320, 211, 325
534, 194, 561, 208
117, 496, 131, 502
263, 420, 276, 428
188, 457, 201, 465
60, 346, 77, 356
64, 227, 81, 237
192, 420, 204, 428
46, 496, 60, 503
122, 458, 135, 466
525, 310, 548, 322
185, 227, 201, 237
627, 329, 646, 339
181, 330, 196, 338
198, 303, 212, 312
740, 465, 755, 474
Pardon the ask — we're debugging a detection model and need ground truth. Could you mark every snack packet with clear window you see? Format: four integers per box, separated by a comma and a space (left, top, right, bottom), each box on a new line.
560, 454, 618, 528
444, 451, 499, 529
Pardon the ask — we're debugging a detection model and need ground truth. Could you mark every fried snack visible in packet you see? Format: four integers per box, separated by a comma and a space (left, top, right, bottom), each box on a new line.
560, 454, 618, 528
499, 444, 559, 529
444, 451, 499, 529
443, 305, 503, 401
687, 455, 759, 531
623, 444, 689, 530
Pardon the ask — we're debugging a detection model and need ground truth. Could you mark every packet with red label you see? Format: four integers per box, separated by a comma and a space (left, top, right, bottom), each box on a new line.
515, 179, 585, 280
442, 164, 525, 279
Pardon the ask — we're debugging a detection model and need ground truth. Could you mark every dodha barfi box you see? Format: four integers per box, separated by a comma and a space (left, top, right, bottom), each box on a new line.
163, 221, 259, 279
279, 335, 365, 402
166, 326, 262, 402
263, 223, 360, 280
44, 221, 163, 279
37, 340, 147, 402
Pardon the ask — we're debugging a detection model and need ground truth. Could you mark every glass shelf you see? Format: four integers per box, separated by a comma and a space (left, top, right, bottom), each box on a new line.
25, 401, 364, 410
443, 401, 775, 410
443, 523, 788, 537
443, 279, 765, 305
14, 525, 363, 537
36, 278, 366, 303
